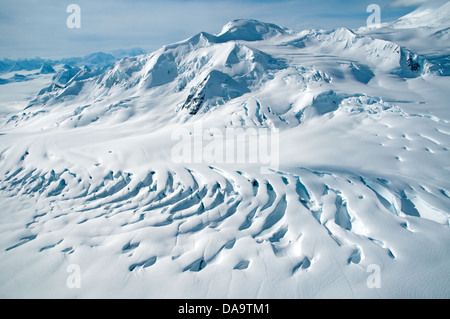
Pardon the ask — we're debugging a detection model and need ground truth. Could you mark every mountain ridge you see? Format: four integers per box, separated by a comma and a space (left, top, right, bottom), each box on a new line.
5, 16, 435, 129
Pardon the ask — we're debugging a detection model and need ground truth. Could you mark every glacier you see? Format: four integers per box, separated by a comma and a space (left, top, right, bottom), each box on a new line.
0, 3, 449, 298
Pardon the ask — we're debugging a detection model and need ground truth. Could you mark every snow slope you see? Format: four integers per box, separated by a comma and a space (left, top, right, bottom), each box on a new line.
0, 12, 449, 298
359, 1, 450, 75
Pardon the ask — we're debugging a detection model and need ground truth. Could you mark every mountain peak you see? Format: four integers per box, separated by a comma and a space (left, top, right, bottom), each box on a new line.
217, 19, 288, 42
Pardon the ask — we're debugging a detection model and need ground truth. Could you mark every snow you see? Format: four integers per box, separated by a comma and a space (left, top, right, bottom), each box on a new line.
0, 4, 450, 299
0, 70, 54, 122
217, 19, 289, 42
394, 1, 450, 29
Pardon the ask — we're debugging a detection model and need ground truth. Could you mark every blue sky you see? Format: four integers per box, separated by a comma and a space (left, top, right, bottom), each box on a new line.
0, 0, 442, 59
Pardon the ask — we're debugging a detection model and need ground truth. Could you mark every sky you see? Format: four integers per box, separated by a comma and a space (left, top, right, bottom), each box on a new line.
0, 0, 445, 59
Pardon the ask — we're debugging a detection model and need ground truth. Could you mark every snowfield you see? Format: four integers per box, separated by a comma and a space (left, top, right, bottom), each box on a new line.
0, 3, 449, 298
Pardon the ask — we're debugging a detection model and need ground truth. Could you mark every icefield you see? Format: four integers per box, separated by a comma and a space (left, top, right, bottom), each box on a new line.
0, 2, 450, 298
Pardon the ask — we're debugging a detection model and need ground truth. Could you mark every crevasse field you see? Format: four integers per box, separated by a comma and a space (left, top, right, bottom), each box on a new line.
0, 3, 449, 298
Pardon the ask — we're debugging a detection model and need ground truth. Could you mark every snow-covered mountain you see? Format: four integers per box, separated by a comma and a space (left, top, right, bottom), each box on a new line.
0, 4, 449, 298
359, 1, 450, 75
0, 49, 147, 123
394, 1, 450, 28
7, 19, 428, 128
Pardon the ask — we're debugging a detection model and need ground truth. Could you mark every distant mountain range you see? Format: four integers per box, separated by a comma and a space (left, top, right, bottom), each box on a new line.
0, 48, 146, 75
